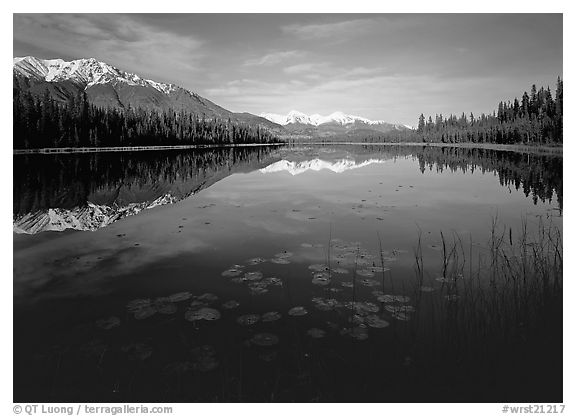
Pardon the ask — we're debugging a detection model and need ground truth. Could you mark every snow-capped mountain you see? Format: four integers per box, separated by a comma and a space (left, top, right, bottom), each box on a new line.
14, 56, 178, 93
259, 158, 386, 175
260, 110, 411, 129
13, 195, 179, 234
13, 56, 281, 131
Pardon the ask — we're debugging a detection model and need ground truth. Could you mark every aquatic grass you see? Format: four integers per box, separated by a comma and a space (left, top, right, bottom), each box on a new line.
397, 216, 562, 398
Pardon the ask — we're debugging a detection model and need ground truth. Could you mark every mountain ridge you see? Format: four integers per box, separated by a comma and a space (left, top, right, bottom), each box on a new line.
13, 55, 411, 139
260, 110, 411, 129
13, 55, 283, 133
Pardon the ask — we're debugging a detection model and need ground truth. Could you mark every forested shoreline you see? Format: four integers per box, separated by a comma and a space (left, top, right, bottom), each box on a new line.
415, 78, 563, 145
13, 78, 562, 149
13, 89, 281, 150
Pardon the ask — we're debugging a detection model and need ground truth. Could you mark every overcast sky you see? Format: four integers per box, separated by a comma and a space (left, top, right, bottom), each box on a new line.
13, 14, 562, 126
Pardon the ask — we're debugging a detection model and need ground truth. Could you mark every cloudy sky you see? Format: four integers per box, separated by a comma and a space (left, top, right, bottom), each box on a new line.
13, 14, 562, 126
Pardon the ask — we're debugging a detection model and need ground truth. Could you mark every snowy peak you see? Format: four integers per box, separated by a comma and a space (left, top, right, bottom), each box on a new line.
286, 110, 312, 124
259, 158, 387, 175
259, 110, 405, 128
13, 56, 180, 94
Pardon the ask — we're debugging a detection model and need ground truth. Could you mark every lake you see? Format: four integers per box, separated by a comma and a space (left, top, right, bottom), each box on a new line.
13, 144, 563, 402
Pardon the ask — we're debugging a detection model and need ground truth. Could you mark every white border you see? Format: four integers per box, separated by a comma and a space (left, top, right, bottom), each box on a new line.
2, 2, 572, 414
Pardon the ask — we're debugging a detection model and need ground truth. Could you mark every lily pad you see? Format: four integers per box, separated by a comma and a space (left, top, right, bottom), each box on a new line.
222, 300, 240, 309
311, 297, 341, 311
270, 258, 290, 264
345, 301, 379, 315
126, 298, 151, 312
197, 293, 219, 303
248, 282, 269, 295
307, 328, 326, 339
288, 306, 308, 316
96, 316, 121, 330
391, 311, 411, 321
237, 314, 260, 326
185, 307, 221, 321
246, 257, 266, 265
251, 333, 279, 347
377, 294, 410, 303
312, 273, 331, 286
244, 271, 264, 281
168, 292, 193, 303
262, 277, 283, 286
385, 305, 416, 314
365, 315, 390, 328
261, 311, 282, 322
222, 268, 243, 277
134, 306, 157, 320
157, 302, 178, 315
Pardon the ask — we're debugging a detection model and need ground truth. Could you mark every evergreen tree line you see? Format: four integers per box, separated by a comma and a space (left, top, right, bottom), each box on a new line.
13, 89, 281, 149
416, 78, 563, 145
14, 146, 276, 214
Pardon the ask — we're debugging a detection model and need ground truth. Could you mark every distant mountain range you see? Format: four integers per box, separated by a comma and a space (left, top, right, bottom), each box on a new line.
13, 56, 281, 133
14, 147, 280, 234
259, 158, 387, 175
260, 110, 412, 137
13, 56, 410, 139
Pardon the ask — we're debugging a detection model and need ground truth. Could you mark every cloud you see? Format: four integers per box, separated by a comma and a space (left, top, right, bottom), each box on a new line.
243, 50, 304, 66
283, 62, 329, 75
204, 68, 493, 126
13, 14, 204, 83
282, 18, 376, 39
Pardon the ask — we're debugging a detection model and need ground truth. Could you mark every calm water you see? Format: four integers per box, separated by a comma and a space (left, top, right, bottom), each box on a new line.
13, 145, 562, 402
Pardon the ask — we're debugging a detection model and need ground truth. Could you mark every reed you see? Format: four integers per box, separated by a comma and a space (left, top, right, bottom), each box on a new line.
401, 216, 562, 400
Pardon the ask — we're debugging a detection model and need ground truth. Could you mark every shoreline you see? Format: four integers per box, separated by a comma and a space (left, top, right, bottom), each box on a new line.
291, 141, 563, 156
13, 141, 562, 156
12, 143, 285, 155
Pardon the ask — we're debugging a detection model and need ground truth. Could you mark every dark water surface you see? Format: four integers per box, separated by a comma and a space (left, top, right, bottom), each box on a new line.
13, 145, 563, 402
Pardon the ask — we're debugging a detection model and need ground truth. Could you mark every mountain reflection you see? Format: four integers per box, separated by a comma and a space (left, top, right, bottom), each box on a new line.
14, 146, 281, 233
13, 145, 562, 234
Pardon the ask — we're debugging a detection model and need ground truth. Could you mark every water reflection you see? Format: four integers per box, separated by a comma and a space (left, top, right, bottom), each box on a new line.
14, 145, 562, 234
14, 146, 281, 233
13, 144, 562, 402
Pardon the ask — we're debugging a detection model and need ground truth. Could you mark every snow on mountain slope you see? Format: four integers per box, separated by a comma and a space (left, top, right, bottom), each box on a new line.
13, 193, 180, 234
14, 56, 179, 94
259, 110, 409, 129
259, 158, 386, 175
13, 56, 285, 130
